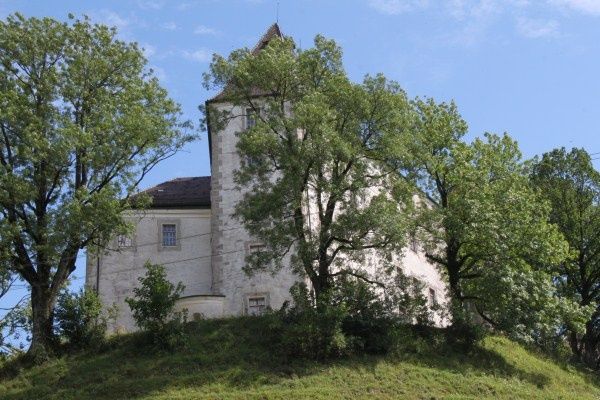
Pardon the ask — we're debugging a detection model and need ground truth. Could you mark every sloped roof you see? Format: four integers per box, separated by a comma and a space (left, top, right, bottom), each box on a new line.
138, 176, 211, 209
208, 23, 283, 103
251, 23, 283, 55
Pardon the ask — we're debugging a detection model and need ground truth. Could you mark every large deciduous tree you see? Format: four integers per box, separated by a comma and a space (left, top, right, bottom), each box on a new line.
0, 14, 193, 359
531, 148, 600, 367
403, 99, 581, 338
203, 35, 414, 302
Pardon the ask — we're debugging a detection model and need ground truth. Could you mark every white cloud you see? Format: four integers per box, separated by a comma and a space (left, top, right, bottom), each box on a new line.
137, 0, 165, 10
161, 21, 178, 31
182, 49, 212, 63
367, 0, 429, 15
149, 65, 167, 82
140, 43, 156, 58
93, 10, 131, 30
444, 0, 503, 46
516, 17, 560, 38
551, 0, 600, 15
177, 2, 195, 11
194, 25, 218, 35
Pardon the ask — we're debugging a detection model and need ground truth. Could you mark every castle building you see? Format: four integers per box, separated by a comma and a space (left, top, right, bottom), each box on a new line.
85, 24, 447, 332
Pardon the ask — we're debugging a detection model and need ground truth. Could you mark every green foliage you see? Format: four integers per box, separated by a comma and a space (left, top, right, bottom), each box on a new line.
125, 262, 187, 350
0, 13, 195, 355
277, 283, 350, 359
204, 34, 414, 301
397, 97, 572, 343
1, 317, 599, 399
54, 289, 114, 350
277, 274, 437, 359
0, 297, 31, 355
531, 147, 600, 367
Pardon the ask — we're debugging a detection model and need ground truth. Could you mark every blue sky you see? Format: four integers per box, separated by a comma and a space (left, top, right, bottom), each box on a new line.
2, 0, 600, 331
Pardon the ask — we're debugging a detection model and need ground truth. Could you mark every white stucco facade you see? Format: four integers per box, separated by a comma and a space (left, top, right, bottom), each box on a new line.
85, 24, 449, 333
86, 101, 449, 332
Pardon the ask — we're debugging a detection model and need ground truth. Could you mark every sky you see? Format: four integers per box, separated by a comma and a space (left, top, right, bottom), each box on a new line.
2, 0, 600, 340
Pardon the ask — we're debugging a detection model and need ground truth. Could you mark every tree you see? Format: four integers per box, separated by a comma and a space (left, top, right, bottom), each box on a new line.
203, 35, 414, 303
55, 288, 112, 349
403, 98, 573, 335
0, 14, 194, 359
531, 148, 600, 367
125, 262, 186, 349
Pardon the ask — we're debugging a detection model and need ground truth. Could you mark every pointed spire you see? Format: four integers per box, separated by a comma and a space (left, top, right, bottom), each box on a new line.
208, 23, 285, 103
251, 23, 283, 55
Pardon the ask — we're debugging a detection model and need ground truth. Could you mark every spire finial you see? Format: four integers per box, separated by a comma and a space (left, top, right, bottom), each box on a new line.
276, 1, 280, 24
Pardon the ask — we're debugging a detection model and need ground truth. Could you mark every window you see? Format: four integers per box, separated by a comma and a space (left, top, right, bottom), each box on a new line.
428, 288, 437, 307
247, 296, 267, 316
162, 224, 177, 247
117, 234, 133, 248
248, 243, 266, 254
410, 235, 419, 253
245, 107, 260, 130
157, 219, 181, 251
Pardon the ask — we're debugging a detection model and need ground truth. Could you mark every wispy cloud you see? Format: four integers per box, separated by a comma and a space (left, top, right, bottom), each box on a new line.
444, 0, 503, 46
516, 17, 560, 38
551, 0, 600, 15
137, 0, 165, 10
194, 25, 218, 35
367, 0, 429, 15
140, 43, 156, 58
161, 21, 178, 31
92, 10, 131, 30
182, 49, 212, 63
177, 2, 195, 11
149, 65, 167, 82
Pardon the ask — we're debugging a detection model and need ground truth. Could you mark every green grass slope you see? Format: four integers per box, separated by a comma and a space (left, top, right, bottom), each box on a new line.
0, 317, 598, 400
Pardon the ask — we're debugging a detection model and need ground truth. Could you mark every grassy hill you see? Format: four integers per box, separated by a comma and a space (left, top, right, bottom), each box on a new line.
0, 317, 598, 400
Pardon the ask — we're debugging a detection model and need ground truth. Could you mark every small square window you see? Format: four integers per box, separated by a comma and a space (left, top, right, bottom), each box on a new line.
428, 288, 437, 307
410, 235, 419, 253
248, 243, 266, 254
245, 107, 260, 130
247, 296, 266, 316
117, 234, 133, 248
162, 224, 177, 247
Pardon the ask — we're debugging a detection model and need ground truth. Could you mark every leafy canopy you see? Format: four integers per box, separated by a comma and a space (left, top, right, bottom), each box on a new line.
204, 34, 415, 298
0, 13, 194, 356
402, 98, 580, 339
531, 148, 600, 365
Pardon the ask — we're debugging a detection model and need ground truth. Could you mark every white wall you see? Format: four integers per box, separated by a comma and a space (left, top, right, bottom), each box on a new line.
86, 208, 214, 332
209, 103, 302, 316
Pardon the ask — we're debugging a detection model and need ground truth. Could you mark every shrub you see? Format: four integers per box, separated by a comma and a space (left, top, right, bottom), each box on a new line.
278, 283, 350, 359
444, 301, 486, 350
331, 276, 396, 354
385, 271, 436, 326
332, 272, 436, 355
55, 289, 111, 349
275, 270, 441, 359
125, 262, 187, 350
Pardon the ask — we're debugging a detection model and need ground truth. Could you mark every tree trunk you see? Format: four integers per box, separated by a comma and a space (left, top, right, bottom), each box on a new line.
28, 284, 56, 361
569, 331, 581, 360
580, 320, 600, 369
446, 240, 464, 326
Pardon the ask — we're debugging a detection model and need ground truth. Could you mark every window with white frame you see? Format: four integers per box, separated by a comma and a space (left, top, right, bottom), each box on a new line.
428, 288, 437, 307
247, 242, 266, 254
247, 296, 267, 316
410, 235, 419, 253
117, 234, 133, 248
245, 107, 260, 130
161, 224, 177, 247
